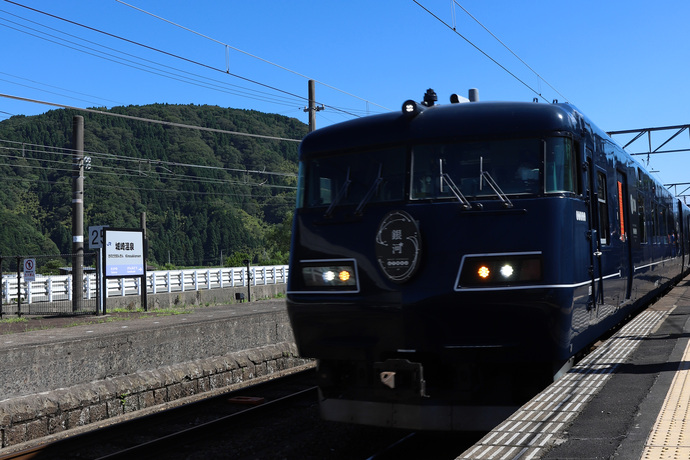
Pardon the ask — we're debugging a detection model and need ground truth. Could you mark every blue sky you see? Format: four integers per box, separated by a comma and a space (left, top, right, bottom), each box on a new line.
2, 1, 689, 196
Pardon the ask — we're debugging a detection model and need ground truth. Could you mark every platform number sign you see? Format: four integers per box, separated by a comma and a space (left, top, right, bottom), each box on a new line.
89, 225, 109, 249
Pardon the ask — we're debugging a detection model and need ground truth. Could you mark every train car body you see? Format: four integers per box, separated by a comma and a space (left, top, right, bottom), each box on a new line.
287, 93, 690, 431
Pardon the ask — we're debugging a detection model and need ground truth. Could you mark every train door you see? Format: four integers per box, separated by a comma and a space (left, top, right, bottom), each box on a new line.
617, 172, 633, 300
681, 216, 690, 271
678, 200, 685, 271
585, 153, 603, 310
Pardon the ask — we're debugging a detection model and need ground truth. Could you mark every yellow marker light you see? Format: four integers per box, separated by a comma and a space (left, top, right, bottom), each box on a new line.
478, 266, 490, 279
500, 264, 514, 278
339, 270, 351, 282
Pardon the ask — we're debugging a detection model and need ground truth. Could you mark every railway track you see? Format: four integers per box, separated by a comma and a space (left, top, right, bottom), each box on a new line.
0, 370, 319, 459
2, 368, 467, 459
95, 386, 320, 459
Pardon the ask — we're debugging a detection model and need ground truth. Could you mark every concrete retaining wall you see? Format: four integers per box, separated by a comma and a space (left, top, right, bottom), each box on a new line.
0, 297, 313, 451
2, 301, 292, 400
0, 343, 313, 449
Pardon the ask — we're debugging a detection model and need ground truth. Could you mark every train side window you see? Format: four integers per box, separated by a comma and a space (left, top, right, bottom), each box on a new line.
545, 138, 578, 194
597, 172, 610, 245
659, 205, 669, 243
651, 201, 658, 243
638, 191, 647, 243
319, 177, 334, 205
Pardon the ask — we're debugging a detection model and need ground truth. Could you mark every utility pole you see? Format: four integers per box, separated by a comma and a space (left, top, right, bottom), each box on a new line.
304, 79, 324, 132
72, 116, 84, 312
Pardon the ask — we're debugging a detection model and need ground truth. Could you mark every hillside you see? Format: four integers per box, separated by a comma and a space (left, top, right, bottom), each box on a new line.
0, 104, 307, 267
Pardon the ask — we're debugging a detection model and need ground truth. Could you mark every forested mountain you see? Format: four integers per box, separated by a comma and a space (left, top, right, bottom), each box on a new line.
0, 104, 307, 267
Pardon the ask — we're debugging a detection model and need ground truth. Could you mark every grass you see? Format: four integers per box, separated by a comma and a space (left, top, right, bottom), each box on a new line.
0, 317, 28, 324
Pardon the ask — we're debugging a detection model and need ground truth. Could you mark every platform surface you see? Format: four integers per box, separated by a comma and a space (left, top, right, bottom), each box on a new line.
459, 276, 690, 460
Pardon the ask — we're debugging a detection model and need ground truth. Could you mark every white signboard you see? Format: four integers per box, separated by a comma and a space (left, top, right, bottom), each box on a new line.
23, 258, 36, 282
104, 229, 144, 277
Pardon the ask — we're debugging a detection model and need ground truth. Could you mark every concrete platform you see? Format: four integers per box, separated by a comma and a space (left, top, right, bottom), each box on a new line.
0, 299, 298, 400
459, 275, 690, 459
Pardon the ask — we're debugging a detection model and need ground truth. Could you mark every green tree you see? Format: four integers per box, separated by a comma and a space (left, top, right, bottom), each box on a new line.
0, 104, 305, 264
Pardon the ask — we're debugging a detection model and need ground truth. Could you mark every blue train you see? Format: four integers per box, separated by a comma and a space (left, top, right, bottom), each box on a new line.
286, 90, 690, 431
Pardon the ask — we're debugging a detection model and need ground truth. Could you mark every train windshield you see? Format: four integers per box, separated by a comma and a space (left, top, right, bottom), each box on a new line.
296, 137, 576, 209
299, 147, 406, 209
411, 137, 576, 199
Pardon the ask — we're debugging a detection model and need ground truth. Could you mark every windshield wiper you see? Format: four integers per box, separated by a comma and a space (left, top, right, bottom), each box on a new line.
438, 158, 471, 209
355, 163, 383, 215
479, 157, 513, 208
440, 173, 472, 209
324, 167, 352, 218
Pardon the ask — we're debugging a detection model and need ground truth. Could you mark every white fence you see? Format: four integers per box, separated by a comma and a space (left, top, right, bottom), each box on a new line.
2, 265, 289, 304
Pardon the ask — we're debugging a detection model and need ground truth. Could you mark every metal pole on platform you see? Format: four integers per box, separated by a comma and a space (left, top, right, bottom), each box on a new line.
141, 212, 148, 312
16, 256, 21, 317
0, 255, 3, 319
244, 259, 251, 302
96, 249, 102, 315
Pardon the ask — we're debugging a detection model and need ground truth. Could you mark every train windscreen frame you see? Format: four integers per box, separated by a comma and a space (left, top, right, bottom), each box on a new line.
296, 137, 577, 209
411, 137, 577, 199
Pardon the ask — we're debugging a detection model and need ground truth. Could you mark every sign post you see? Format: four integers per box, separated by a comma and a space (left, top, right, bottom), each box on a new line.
23, 258, 36, 283
89, 225, 108, 314
20, 258, 36, 317
103, 228, 145, 315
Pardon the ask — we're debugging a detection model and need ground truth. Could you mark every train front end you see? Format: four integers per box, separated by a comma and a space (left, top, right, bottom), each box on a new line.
287, 96, 587, 431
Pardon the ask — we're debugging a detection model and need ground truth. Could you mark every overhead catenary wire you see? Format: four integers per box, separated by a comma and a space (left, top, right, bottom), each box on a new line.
0, 10, 305, 110
0, 93, 302, 143
0, 141, 299, 199
413, 0, 551, 103
0, 139, 298, 178
0, 70, 122, 107
2, 1, 304, 102
0, 153, 298, 196
1, 1, 377, 120
115, 0, 392, 113
450, 1, 569, 103
0, 168, 296, 203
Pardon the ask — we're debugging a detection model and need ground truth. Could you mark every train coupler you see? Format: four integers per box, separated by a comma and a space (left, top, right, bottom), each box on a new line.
374, 359, 427, 397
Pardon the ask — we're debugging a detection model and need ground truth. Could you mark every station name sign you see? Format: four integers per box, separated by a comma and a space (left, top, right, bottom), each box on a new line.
104, 229, 144, 277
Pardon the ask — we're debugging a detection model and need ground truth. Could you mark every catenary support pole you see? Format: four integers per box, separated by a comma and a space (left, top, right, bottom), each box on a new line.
304, 79, 323, 133
72, 116, 84, 312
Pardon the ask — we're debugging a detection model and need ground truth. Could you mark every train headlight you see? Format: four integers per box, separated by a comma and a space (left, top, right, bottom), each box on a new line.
299, 259, 359, 292
457, 253, 542, 288
401, 99, 426, 117
500, 264, 514, 278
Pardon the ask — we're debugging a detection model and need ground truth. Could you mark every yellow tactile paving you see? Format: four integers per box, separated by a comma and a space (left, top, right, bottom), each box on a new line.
641, 340, 690, 460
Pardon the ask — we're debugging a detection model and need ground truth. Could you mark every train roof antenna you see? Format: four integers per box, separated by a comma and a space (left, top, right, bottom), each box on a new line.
422, 89, 438, 107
